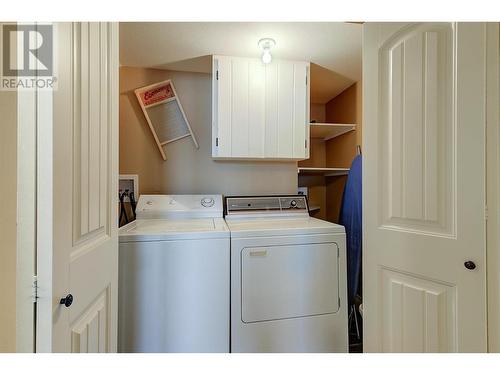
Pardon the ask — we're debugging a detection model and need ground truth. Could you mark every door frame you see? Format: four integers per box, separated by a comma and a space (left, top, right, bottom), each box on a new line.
33, 56, 54, 353
15, 83, 37, 352
486, 22, 500, 353
15, 23, 51, 353
18, 83, 54, 353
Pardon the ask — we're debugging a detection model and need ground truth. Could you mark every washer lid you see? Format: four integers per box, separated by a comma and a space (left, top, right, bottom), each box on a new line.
225, 217, 345, 238
119, 218, 229, 242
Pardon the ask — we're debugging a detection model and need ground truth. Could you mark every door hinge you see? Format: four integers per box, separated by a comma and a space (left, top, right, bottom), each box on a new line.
305, 139, 308, 149
216, 70, 219, 80
485, 205, 489, 221
32, 275, 38, 303
216, 137, 219, 147
305, 73, 308, 85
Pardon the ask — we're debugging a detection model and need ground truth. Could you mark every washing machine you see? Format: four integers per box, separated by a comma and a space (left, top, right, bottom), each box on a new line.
118, 194, 230, 352
225, 195, 348, 353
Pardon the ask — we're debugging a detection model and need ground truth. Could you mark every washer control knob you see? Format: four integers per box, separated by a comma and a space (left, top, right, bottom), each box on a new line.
201, 197, 215, 207
290, 200, 297, 208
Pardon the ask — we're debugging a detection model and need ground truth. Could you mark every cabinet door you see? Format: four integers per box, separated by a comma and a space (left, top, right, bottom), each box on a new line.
212, 56, 265, 158
292, 62, 309, 159
264, 61, 309, 159
248, 60, 266, 157
212, 55, 232, 157
231, 58, 266, 158
212, 55, 309, 160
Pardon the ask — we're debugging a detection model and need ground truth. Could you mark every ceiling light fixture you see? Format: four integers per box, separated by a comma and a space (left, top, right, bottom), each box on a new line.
258, 38, 276, 64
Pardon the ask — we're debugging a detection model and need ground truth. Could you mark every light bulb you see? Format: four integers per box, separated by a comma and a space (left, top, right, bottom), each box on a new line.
258, 38, 275, 64
262, 49, 272, 64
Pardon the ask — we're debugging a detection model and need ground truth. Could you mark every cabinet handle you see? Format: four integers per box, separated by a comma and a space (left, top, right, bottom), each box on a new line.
464, 261, 476, 270
60, 294, 74, 307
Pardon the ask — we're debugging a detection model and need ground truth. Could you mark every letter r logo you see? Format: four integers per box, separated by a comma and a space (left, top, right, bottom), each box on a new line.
2, 24, 53, 77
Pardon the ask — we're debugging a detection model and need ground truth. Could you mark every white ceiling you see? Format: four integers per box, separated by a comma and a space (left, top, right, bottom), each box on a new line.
120, 22, 362, 103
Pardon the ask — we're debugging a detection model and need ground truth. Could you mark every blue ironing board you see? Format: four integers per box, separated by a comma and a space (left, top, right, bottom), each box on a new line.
339, 155, 362, 304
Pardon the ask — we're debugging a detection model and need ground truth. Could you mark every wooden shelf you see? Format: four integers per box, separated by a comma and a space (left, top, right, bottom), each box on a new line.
309, 123, 356, 141
308, 205, 321, 212
298, 167, 350, 177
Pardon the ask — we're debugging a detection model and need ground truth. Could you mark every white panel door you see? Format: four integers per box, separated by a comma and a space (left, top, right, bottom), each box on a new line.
363, 23, 487, 352
212, 56, 309, 160
37, 22, 119, 352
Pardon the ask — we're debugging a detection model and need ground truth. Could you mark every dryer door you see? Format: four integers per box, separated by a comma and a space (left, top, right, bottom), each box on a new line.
241, 242, 340, 323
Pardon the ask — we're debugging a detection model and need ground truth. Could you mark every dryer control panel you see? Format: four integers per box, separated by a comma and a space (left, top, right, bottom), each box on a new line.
225, 195, 309, 217
136, 195, 224, 219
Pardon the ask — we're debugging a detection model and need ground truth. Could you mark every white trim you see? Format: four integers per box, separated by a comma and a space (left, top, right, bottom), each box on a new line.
33, 20, 63, 352
15, 22, 50, 353
108, 22, 120, 353
486, 22, 500, 353
16, 83, 37, 353
34, 65, 54, 353
15, 22, 57, 353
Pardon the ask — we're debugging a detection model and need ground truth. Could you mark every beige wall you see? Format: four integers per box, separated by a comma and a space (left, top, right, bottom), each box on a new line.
310, 103, 326, 123
299, 83, 362, 223
0, 90, 17, 352
298, 137, 327, 220
120, 66, 297, 197
325, 82, 362, 167
325, 82, 362, 223
298, 103, 326, 219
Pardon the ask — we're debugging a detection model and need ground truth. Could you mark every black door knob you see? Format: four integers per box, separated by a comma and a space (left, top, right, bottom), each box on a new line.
464, 261, 476, 270
60, 294, 73, 307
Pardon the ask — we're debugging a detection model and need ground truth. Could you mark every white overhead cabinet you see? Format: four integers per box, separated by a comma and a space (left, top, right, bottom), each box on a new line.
212, 55, 310, 160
